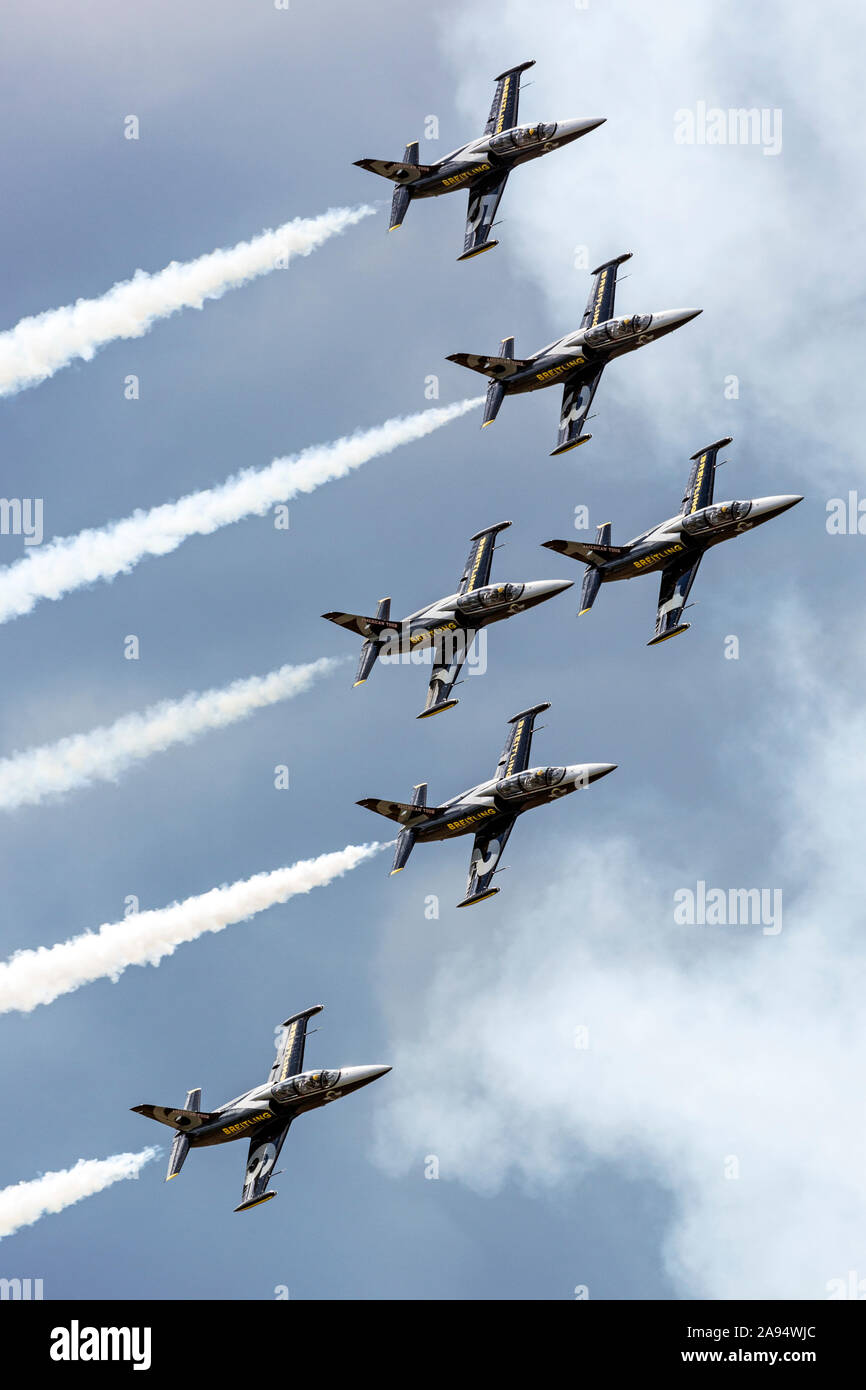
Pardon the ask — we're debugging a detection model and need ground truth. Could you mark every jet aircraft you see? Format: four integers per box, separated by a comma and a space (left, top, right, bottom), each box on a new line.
354, 59, 605, 260
322, 521, 573, 718
542, 437, 803, 643
358, 703, 616, 907
132, 1006, 390, 1212
447, 252, 701, 454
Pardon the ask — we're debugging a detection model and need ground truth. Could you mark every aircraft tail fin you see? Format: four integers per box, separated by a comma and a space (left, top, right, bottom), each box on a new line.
322, 600, 391, 638
447, 341, 531, 382
162, 1087, 201, 1181
357, 782, 444, 841
390, 827, 416, 875
387, 144, 419, 228
579, 566, 603, 615
542, 526, 628, 614
322, 598, 395, 688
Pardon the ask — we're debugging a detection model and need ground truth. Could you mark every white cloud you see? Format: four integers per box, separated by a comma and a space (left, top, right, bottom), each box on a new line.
439, 0, 866, 489
373, 603, 866, 1298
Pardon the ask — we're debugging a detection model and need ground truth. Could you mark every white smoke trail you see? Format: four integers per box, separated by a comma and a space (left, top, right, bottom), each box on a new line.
0, 843, 385, 1015
0, 656, 343, 813
0, 205, 374, 397
0, 1149, 158, 1240
0, 398, 482, 626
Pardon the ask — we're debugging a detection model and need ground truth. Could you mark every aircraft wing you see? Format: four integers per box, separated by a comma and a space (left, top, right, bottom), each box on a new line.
551, 365, 604, 455
418, 631, 469, 719
494, 702, 551, 779
458, 520, 511, 594
580, 252, 633, 330
461, 171, 509, 260
649, 554, 703, 645
458, 816, 516, 907
235, 1120, 292, 1212
267, 1005, 323, 1088
680, 437, 731, 516
484, 60, 536, 135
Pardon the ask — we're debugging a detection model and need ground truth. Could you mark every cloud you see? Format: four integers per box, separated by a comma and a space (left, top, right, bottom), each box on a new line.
440, 0, 866, 487
373, 602, 866, 1298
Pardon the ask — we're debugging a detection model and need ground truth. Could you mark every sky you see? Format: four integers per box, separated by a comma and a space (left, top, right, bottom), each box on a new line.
0, 0, 863, 1301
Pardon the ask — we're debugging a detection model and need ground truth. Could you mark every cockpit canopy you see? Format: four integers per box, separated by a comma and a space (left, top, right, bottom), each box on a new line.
498, 766, 567, 798
272, 1069, 341, 1102
488, 122, 557, 153
680, 500, 752, 534
584, 315, 652, 348
460, 583, 524, 612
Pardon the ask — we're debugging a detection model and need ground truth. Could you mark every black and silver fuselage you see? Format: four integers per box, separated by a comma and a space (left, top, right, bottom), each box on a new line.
500, 309, 702, 395
599, 495, 803, 582
185, 1065, 391, 1150
410, 762, 617, 844
409, 118, 604, 198
381, 578, 572, 654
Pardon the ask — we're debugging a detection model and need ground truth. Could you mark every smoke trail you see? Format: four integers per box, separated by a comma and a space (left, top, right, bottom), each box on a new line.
0, 1149, 158, 1240
0, 656, 343, 813
0, 843, 385, 1015
0, 205, 374, 397
0, 398, 483, 626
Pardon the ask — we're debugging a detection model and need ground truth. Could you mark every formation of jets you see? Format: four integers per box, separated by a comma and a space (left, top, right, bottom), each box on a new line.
131, 58, 803, 1216
133, 1007, 390, 1211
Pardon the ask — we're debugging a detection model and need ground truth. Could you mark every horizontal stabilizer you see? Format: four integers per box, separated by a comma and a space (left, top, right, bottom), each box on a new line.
446, 351, 531, 379
353, 157, 432, 183
322, 610, 394, 640
542, 538, 629, 566
131, 1104, 218, 1132
357, 796, 445, 827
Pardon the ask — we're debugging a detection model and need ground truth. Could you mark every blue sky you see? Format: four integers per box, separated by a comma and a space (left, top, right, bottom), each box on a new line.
0, 0, 863, 1300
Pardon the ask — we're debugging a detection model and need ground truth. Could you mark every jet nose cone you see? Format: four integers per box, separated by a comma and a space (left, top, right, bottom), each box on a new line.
568, 762, 618, 786
556, 117, 607, 140
345, 1064, 392, 1087
587, 762, 618, 783
652, 308, 703, 334
526, 578, 575, 601
751, 494, 803, 519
